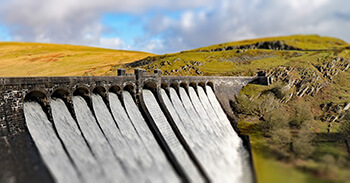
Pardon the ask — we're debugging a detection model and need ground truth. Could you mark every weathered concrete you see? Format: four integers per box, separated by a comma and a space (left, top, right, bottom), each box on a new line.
0, 69, 268, 183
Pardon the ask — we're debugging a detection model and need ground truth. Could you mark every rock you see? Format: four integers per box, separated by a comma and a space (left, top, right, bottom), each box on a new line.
297, 86, 309, 97
195, 70, 203, 75
344, 102, 350, 111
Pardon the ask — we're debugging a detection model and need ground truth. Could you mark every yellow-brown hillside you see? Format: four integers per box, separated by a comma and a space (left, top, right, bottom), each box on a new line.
0, 42, 154, 76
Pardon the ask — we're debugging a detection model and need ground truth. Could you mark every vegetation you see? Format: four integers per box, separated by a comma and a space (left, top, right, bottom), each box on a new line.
124, 35, 349, 77
0, 42, 153, 76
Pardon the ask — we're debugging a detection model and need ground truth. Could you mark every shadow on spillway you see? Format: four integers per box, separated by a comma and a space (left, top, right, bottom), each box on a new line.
23, 86, 252, 183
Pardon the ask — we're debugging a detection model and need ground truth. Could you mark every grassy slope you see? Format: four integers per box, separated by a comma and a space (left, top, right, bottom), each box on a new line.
125, 35, 349, 76
0, 42, 154, 76
191, 34, 348, 51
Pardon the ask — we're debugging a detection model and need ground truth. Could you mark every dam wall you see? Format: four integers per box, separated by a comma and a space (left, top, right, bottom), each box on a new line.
0, 69, 268, 183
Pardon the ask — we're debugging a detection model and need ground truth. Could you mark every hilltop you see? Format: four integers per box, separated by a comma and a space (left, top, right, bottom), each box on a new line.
124, 35, 349, 76
0, 42, 154, 76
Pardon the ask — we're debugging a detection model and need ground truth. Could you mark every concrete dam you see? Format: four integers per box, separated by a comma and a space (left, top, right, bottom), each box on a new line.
0, 69, 269, 183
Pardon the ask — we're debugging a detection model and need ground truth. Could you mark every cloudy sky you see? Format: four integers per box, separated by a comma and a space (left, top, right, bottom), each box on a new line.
0, 0, 349, 54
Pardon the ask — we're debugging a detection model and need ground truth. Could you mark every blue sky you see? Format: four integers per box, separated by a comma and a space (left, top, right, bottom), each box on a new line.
0, 0, 350, 54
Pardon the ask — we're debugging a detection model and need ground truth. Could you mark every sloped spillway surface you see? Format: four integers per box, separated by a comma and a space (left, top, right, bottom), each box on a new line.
73, 96, 127, 183
23, 86, 251, 183
122, 91, 180, 183
142, 89, 205, 183
162, 87, 248, 183
108, 92, 154, 182
50, 98, 105, 183
24, 102, 81, 183
204, 86, 252, 183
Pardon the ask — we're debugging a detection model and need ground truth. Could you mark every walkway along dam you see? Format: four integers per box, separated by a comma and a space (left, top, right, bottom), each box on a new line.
0, 69, 269, 183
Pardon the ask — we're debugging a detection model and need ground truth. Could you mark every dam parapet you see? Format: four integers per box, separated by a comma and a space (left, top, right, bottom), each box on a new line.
0, 69, 268, 183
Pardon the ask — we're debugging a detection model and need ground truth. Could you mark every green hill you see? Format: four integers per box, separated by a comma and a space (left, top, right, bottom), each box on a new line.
0, 42, 154, 76
123, 35, 349, 76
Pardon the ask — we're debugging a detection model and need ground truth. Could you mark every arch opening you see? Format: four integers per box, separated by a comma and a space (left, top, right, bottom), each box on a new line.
123, 84, 135, 95
198, 82, 205, 88
189, 82, 197, 89
180, 82, 188, 89
109, 85, 121, 94
92, 86, 107, 97
24, 90, 47, 103
24, 90, 50, 119
161, 83, 168, 89
73, 87, 89, 97
143, 82, 157, 93
73, 87, 91, 105
170, 82, 179, 90
206, 81, 214, 90
51, 89, 69, 100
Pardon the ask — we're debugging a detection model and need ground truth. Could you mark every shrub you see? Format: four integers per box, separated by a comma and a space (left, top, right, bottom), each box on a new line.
255, 94, 280, 117
292, 125, 315, 158
289, 102, 313, 129
261, 107, 289, 135
340, 111, 350, 139
270, 128, 293, 158
235, 94, 257, 115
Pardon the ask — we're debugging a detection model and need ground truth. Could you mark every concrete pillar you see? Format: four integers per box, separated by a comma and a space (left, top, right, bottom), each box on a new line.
117, 68, 126, 76
135, 69, 145, 96
154, 69, 162, 77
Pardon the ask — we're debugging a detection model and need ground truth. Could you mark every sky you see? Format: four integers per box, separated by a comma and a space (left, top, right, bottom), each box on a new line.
0, 0, 350, 54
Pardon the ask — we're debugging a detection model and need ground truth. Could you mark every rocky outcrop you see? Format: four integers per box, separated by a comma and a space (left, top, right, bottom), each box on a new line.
314, 57, 350, 81
126, 55, 167, 67
199, 41, 302, 53
262, 56, 350, 125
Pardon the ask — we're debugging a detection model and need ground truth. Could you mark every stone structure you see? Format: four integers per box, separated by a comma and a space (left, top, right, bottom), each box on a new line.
0, 69, 268, 183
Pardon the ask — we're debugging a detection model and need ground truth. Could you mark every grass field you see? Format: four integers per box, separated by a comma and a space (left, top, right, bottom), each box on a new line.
125, 35, 349, 76
0, 42, 154, 76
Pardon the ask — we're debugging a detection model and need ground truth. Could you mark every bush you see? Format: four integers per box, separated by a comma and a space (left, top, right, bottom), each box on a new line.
289, 102, 313, 129
261, 107, 289, 135
235, 94, 257, 115
269, 85, 286, 99
255, 94, 281, 117
340, 111, 350, 139
292, 125, 315, 158
270, 128, 293, 158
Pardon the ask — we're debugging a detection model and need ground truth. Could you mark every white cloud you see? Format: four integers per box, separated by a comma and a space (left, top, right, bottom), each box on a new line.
0, 0, 211, 48
99, 37, 126, 49
0, 0, 350, 53
141, 0, 350, 53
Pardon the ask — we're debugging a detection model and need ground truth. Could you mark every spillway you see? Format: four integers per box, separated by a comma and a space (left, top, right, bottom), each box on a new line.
142, 89, 205, 183
122, 91, 180, 183
50, 98, 105, 183
108, 92, 153, 182
73, 96, 127, 183
23, 102, 81, 183
161, 86, 248, 183
22, 86, 252, 183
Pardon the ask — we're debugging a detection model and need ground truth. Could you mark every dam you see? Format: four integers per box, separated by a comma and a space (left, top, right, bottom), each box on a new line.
0, 69, 269, 183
